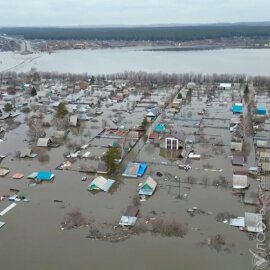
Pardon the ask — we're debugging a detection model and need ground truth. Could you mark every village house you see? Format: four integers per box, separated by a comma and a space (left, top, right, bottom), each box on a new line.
165, 131, 186, 150
36, 138, 52, 147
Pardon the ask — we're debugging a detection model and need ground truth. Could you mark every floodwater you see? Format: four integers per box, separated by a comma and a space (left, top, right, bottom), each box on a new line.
0, 86, 262, 270
1, 47, 270, 75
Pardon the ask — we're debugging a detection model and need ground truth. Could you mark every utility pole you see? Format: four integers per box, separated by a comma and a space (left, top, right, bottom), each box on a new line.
175, 175, 180, 199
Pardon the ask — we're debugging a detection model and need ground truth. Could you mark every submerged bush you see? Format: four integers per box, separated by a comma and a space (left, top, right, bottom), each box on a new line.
61, 209, 88, 229
152, 218, 188, 237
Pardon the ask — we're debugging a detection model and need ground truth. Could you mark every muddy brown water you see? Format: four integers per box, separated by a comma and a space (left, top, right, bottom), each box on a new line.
0, 89, 264, 269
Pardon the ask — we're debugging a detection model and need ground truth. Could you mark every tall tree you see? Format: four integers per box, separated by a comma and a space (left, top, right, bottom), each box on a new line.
31, 87, 37, 96
102, 147, 120, 175
3, 103, 13, 113
56, 102, 68, 118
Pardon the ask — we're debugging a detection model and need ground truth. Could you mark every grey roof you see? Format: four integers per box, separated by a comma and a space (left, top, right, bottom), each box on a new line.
232, 152, 244, 166
233, 175, 248, 189
0, 221, 5, 229
244, 191, 258, 205
97, 162, 108, 174
69, 115, 78, 127
169, 131, 186, 142
119, 216, 137, 226
124, 206, 139, 217
245, 213, 263, 233
20, 148, 31, 158
122, 162, 140, 178
53, 130, 67, 139
37, 138, 51, 147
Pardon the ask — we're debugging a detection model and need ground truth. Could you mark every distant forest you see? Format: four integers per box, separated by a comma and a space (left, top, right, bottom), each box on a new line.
1, 25, 270, 41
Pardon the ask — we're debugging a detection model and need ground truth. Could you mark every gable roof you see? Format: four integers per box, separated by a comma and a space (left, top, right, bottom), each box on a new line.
36, 171, 54, 181
70, 115, 78, 126
232, 152, 244, 166
36, 138, 51, 147
167, 131, 186, 142
88, 176, 115, 192
139, 176, 157, 196
20, 148, 31, 158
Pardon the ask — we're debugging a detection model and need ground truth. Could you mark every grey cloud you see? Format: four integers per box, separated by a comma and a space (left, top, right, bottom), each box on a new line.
0, 0, 269, 26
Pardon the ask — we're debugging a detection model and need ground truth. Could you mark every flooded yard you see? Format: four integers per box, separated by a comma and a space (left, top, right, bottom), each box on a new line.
0, 79, 268, 270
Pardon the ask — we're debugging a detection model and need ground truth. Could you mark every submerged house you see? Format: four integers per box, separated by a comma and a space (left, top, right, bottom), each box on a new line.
139, 176, 157, 196
231, 141, 243, 152
36, 171, 55, 181
232, 152, 244, 166
256, 106, 267, 116
229, 212, 263, 233
69, 115, 78, 127
146, 108, 159, 122
231, 103, 243, 114
233, 175, 249, 189
87, 176, 115, 192
154, 123, 166, 133
36, 138, 52, 147
52, 130, 68, 139
165, 131, 186, 150
122, 162, 148, 178
119, 206, 139, 226
97, 162, 109, 174
148, 132, 159, 144
19, 148, 37, 158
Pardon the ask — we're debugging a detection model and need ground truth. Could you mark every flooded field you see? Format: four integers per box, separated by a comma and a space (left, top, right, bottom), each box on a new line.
0, 81, 269, 270
1, 48, 270, 75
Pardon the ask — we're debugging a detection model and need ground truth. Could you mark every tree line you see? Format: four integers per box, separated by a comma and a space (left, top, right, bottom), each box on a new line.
1, 25, 270, 41
2, 71, 270, 89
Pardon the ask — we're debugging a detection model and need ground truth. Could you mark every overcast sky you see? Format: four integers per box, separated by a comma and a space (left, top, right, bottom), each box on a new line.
1, 0, 269, 26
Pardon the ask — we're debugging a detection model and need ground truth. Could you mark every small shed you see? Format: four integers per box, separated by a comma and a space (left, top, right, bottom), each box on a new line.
69, 115, 78, 127
245, 212, 263, 233
233, 167, 248, 175
52, 130, 68, 139
231, 103, 243, 114
119, 206, 139, 226
88, 176, 115, 192
97, 162, 108, 174
233, 175, 249, 189
219, 83, 232, 90
20, 148, 32, 158
229, 212, 263, 233
139, 176, 157, 196
148, 132, 159, 143
232, 152, 244, 166
256, 140, 268, 148
256, 106, 267, 116
231, 142, 243, 151
244, 191, 258, 205
0, 168, 9, 176
36, 138, 52, 147
259, 152, 270, 162
261, 163, 270, 173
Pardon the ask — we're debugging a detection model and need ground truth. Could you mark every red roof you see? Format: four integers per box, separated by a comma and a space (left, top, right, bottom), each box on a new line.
149, 133, 159, 140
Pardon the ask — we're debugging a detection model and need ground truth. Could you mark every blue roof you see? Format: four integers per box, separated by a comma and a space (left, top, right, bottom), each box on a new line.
231, 105, 243, 113
155, 123, 166, 132
256, 106, 267, 115
36, 171, 54, 181
138, 163, 148, 177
